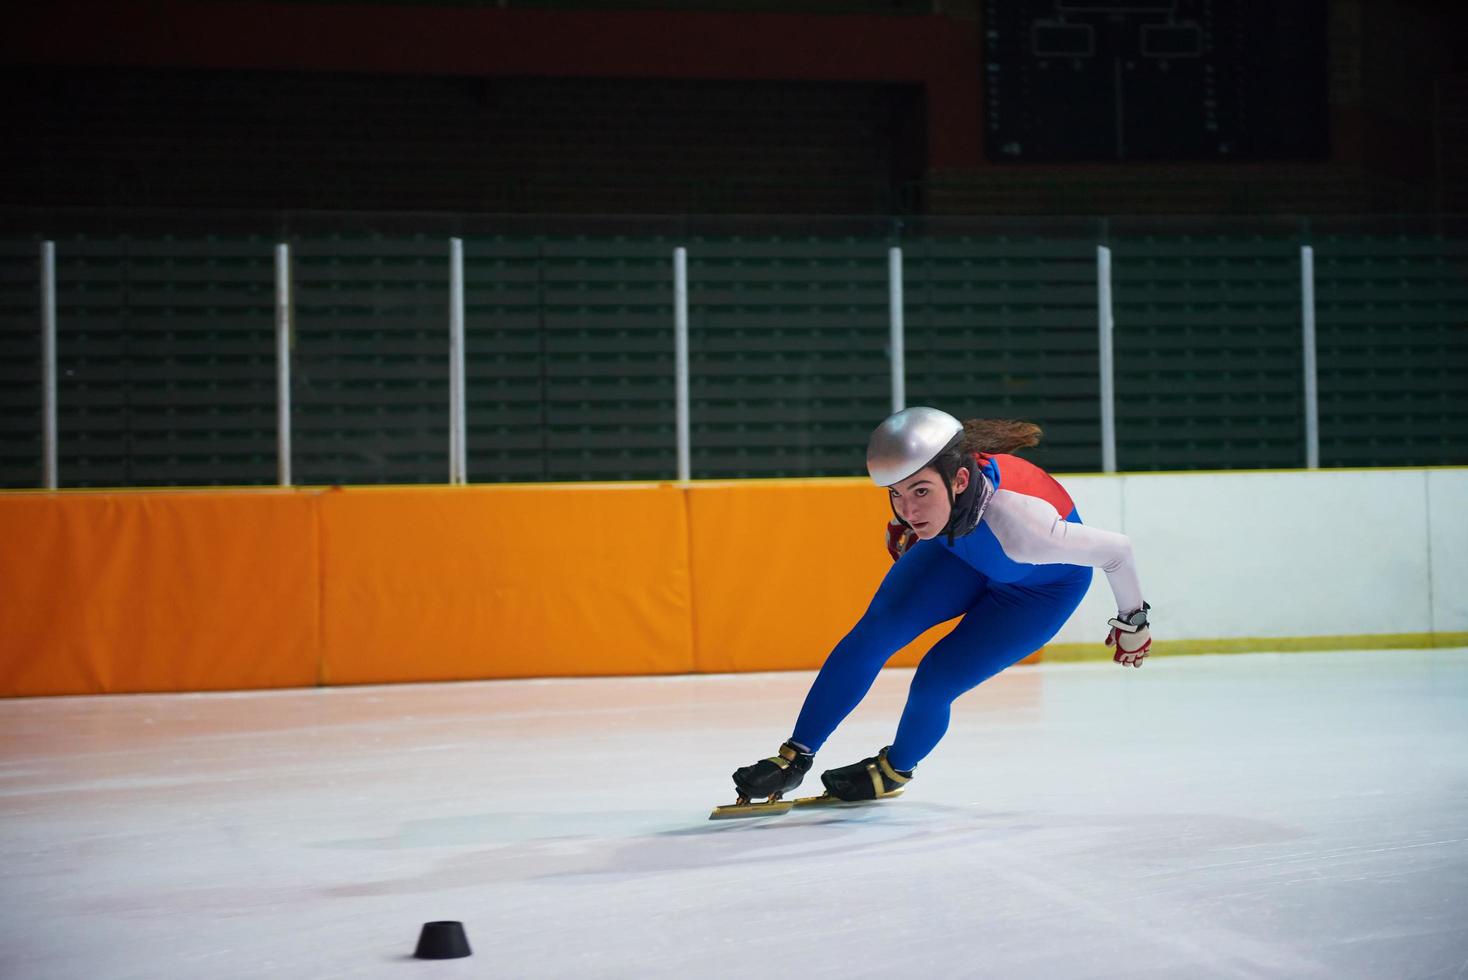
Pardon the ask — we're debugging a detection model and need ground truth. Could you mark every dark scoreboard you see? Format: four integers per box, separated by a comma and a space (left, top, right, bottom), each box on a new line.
982, 0, 1329, 162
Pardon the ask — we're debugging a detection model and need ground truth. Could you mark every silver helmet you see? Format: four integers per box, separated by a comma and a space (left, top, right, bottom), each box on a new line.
866, 407, 964, 487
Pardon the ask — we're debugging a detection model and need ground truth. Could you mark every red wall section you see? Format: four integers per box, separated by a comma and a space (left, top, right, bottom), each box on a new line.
1, 1, 983, 167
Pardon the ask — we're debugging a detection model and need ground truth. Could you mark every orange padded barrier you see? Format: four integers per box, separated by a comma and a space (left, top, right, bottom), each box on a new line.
317, 484, 694, 684
2, 480, 1035, 698
686, 479, 957, 673
0, 490, 319, 697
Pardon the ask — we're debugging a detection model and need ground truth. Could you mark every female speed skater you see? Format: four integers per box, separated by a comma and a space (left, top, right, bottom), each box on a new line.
724, 406, 1152, 811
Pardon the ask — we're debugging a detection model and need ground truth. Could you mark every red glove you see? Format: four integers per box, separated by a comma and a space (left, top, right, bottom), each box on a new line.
1105, 604, 1152, 668
885, 519, 918, 562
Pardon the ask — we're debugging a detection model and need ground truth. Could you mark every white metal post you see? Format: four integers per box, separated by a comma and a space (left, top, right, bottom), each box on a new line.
1097, 244, 1117, 474
275, 243, 292, 487
888, 246, 906, 413
674, 247, 690, 482
1301, 244, 1320, 469
41, 241, 57, 490
449, 237, 467, 484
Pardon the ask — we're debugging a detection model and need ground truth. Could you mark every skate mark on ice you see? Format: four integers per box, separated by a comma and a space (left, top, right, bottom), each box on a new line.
318, 805, 984, 897
313, 806, 1306, 899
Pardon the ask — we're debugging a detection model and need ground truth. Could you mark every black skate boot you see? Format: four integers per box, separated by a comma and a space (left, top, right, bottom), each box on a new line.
819, 746, 912, 802
731, 741, 813, 803
711, 742, 815, 819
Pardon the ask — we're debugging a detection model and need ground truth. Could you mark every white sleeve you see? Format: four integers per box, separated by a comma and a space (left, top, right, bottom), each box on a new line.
983, 490, 1145, 615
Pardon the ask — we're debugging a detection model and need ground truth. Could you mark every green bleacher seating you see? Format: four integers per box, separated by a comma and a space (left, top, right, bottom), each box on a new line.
1110, 229, 1304, 471
1314, 232, 1468, 466
3, 219, 1462, 489
0, 241, 42, 487
0, 234, 277, 488
906, 227, 1102, 474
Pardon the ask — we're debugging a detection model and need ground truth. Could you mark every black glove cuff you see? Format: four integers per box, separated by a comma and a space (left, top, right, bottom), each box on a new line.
1108, 601, 1151, 633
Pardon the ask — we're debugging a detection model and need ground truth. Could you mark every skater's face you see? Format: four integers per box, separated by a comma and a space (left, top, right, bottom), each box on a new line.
889, 465, 970, 540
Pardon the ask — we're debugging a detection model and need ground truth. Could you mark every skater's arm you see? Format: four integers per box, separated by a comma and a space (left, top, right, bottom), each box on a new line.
984, 490, 1144, 615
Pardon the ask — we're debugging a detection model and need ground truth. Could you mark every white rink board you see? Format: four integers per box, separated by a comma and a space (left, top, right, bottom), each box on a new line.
1049, 468, 1461, 644
1050, 475, 1125, 644
1428, 468, 1468, 632
1121, 469, 1430, 640
2, 650, 1465, 980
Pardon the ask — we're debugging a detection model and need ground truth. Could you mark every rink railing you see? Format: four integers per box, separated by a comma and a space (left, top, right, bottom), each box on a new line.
30, 234, 1331, 490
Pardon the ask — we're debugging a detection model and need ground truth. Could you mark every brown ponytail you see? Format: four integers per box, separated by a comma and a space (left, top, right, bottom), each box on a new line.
960, 419, 1042, 456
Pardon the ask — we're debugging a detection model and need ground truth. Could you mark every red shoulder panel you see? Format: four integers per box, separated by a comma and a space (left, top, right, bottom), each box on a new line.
986, 453, 1075, 516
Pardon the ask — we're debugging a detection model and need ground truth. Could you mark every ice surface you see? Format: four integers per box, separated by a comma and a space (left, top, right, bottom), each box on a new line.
2, 649, 1466, 979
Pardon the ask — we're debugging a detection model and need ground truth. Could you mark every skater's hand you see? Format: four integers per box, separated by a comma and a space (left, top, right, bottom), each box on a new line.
1106, 624, 1150, 667
1105, 604, 1151, 668
885, 519, 917, 561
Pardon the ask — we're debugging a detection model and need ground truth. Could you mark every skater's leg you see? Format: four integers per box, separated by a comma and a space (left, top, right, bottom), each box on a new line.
886, 571, 1091, 771
791, 540, 986, 753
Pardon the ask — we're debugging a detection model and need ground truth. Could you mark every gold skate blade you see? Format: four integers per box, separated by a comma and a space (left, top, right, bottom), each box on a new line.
709, 799, 795, 820
792, 789, 904, 808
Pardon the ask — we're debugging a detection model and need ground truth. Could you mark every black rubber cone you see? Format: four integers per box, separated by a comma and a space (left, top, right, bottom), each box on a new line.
414, 921, 472, 959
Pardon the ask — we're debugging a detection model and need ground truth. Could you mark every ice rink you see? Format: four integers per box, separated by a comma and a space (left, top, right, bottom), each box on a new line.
3, 648, 1466, 979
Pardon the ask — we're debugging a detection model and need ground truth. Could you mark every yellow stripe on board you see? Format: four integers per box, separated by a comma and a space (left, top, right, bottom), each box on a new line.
1043, 632, 1468, 662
